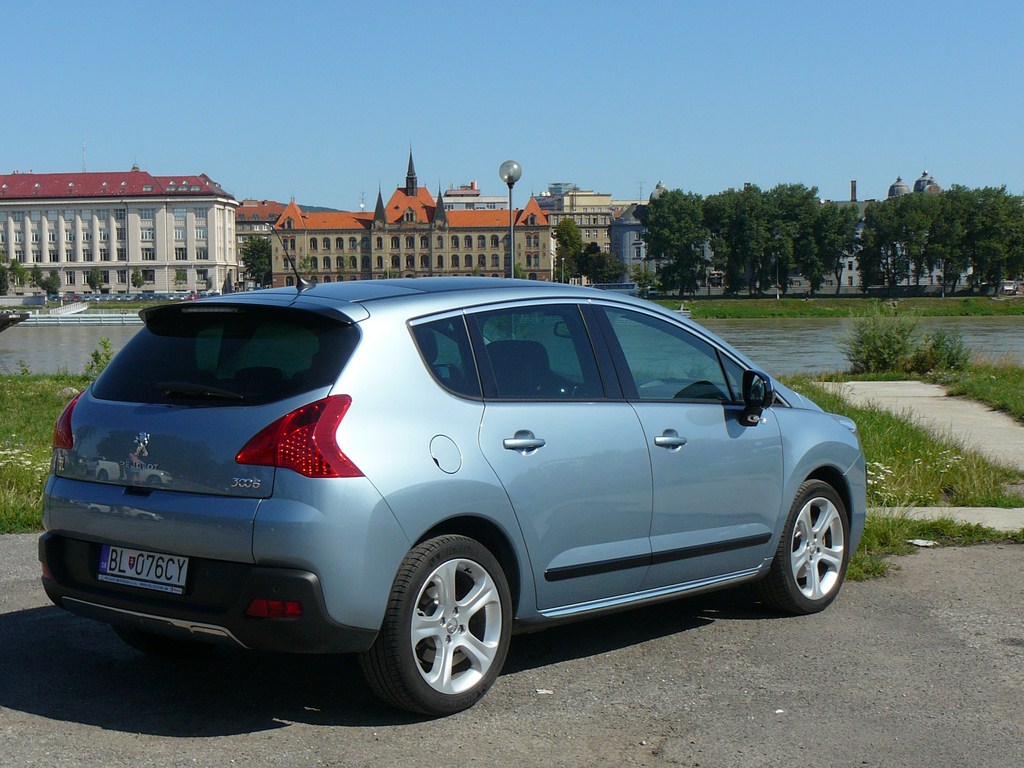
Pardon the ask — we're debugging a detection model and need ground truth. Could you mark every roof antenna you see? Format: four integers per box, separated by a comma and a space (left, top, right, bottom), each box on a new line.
276, 232, 312, 293
285, 248, 312, 293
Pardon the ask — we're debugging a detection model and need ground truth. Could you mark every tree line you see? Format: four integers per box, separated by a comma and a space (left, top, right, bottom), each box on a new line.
637, 183, 1024, 296
0, 256, 150, 296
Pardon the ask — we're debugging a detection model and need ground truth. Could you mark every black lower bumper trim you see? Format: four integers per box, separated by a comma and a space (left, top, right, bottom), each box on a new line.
39, 532, 377, 654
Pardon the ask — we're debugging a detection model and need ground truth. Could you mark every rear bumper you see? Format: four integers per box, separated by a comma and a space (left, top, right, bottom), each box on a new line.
39, 532, 377, 654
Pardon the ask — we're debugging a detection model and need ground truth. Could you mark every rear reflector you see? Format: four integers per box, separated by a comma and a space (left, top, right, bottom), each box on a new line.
236, 395, 362, 478
245, 599, 302, 619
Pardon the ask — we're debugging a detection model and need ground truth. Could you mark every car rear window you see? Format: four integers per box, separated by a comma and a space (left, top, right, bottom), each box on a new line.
92, 304, 358, 405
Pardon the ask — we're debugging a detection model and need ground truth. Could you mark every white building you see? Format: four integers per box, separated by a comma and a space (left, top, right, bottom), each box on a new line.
0, 167, 238, 295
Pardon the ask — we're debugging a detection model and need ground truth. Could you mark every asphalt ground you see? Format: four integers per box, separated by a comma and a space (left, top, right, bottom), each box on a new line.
2, 533, 1023, 767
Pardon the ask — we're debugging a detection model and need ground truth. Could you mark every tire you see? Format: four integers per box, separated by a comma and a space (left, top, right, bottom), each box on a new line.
112, 624, 213, 659
359, 535, 512, 716
760, 480, 850, 615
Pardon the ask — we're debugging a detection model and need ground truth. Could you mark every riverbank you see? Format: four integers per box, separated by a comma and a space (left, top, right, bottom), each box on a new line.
655, 295, 1024, 319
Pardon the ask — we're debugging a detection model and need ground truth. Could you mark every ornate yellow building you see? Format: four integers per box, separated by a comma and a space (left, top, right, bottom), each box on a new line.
271, 154, 552, 286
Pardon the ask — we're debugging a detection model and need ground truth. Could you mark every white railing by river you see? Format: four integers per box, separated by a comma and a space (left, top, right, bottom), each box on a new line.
47, 302, 90, 316
19, 312, 143, 326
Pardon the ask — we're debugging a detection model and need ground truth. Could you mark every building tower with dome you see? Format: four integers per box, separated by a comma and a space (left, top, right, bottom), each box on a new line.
888, 171, 942, 198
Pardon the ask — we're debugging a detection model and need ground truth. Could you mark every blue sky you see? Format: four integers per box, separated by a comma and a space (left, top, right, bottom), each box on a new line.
4, 1, 1022, 209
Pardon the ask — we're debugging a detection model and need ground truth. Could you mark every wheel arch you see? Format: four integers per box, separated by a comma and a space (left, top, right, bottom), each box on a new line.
803, 464, 852, 522
416, 515, 524, 617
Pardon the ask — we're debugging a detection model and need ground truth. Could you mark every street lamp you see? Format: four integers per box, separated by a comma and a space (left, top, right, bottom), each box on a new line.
498, 160, 522, 279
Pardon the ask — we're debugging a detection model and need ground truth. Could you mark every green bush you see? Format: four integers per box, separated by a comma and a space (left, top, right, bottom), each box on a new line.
841, 306, 918, 373
843, 308, 970, 374
906, 329, 970, 373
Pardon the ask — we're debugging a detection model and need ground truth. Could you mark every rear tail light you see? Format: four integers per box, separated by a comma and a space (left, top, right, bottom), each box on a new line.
245, 599, 302, 619
236, 395, 362, 478
52, 392, 82, 450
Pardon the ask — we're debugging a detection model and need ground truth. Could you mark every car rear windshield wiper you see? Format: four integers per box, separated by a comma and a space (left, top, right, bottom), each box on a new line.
156, 381, 245, 401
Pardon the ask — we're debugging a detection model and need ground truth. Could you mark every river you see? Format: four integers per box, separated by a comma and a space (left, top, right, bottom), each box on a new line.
1, 316, 1021, 377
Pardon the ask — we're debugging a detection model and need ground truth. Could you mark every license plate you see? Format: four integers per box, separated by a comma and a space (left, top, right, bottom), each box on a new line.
98, 545, 189, 595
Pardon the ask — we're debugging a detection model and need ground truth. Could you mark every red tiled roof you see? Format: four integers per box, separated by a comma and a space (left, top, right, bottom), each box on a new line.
383, 187, 437, 224
447, 209, 512, 228
273, 196, 548, 232
274, 201, 372, 231
516, 196, 548, 226
236, 199, 288, 222
0, 169, 231, 199
447, 197, 549, 228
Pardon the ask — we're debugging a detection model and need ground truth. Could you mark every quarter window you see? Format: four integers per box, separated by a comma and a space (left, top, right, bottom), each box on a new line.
411, 316, 480, 398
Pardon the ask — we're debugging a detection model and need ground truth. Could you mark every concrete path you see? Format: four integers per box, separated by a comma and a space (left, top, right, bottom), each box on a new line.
820, 380, 1024, 532
824, 380, 1024, 471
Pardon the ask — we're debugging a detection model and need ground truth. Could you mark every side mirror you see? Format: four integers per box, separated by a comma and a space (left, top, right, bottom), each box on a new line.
740, 370, 774, 426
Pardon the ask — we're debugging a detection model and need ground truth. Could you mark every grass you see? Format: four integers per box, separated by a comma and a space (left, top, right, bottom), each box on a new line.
782, 376, 1023, 508
784, 369, 1024, 579
0, 375, 89, 532
848, 510, 1024, 580
932, 359, 1024, 424
652, 295, 1024, 319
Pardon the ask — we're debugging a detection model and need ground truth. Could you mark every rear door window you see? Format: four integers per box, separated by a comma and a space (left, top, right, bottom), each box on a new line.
469, 304, 603, 399
92, 304, 358, 405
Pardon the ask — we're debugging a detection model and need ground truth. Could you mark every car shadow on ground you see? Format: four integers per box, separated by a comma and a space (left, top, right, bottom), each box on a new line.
505, 584, 777, 672
1, 588, 777, 735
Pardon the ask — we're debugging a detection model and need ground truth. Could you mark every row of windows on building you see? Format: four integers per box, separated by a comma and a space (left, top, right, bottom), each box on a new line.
296, 253, 545, 271
7, 247, 210, 264
1, 227, 208, 244
45, 267, 212, 287
283, 270, 544, 287
280, 233, 545, 253
2, 207, 208, 223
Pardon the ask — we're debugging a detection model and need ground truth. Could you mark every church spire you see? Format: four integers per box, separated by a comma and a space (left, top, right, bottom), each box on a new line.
405, 149, 418, 196
433, 184, 448, 227
373, 186, 386, 227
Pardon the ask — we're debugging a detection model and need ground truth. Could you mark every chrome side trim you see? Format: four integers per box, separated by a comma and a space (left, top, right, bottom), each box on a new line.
539, 567, 764, 620
63, 597, 249, 648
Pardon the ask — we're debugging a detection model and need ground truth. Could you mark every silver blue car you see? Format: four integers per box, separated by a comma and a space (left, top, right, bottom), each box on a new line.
40, 278, 865, 715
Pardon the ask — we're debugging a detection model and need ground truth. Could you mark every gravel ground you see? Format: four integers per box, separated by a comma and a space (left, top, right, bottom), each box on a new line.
2, 533, 1023, 767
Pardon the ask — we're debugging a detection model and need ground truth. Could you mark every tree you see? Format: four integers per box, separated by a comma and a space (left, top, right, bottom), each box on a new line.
575, 243, 625, 284
0, 262, 8, 295
815, 203, 860, 294
9, 258, 28, 288
960, 186, 1022, 292
630, 262, 655, 296
859, 200, 910, 292
704, 186, 771, 294
768, 184, 820, 295
173, 269, 187, 289
30, 265, 44, 289
87, 267, 103, 292
553, 218, 583, 282
641, 189, 708, 297
39, 269, 61, 296
240, 236, 273, 287
131, 268, 145, 291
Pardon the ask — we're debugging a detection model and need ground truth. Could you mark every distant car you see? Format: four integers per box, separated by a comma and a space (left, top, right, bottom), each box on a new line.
40, 278, 866, 715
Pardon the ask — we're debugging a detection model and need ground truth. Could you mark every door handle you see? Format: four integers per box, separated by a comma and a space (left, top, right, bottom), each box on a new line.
654, 430, 688, 450
503, 430, 546, 454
